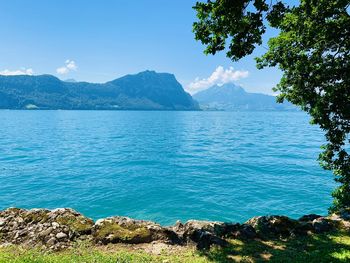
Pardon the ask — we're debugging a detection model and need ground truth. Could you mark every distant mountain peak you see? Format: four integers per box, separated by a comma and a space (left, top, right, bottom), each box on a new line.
209, 83, 246, 93
193, 83, 294, 111
136, 70, 175, 78
140, 70, 156, 74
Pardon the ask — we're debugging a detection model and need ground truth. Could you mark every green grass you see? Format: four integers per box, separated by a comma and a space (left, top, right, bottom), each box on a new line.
1, 231, 350, 262
203, 230, 350, 262
0, 243, 207, 263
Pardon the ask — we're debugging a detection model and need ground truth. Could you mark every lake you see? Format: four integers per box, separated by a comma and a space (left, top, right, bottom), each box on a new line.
0, 110, 335, 225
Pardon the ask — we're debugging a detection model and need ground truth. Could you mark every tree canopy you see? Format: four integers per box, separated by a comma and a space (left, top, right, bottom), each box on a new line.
193, 0, 350, 212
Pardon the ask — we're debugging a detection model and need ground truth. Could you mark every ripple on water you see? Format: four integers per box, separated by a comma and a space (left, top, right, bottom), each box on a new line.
0, 110, 335, 225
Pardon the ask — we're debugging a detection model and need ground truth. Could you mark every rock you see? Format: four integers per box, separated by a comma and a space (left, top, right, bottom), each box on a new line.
328, 214, 350, 230
39, 227, 53, 238
0, 207, 340, 251
16, 229, 28, 237
50, 209, 94, 235
174, 220, 230, 249
17, 217, 24, 224
229, 224, 257, 239
47, 237, 56, 246
52, 222, 59, 229
246, 216, 300, 238
180, 220, 228, 237
56, 232, 67, 240
92, 217, 177, 244
192, 230, 228, 250
95, 219, 104, 226
312, 217, 333, 233
299, 214, 322, 222
23, 209, 50, 224
11, 221, 18, 229
293, 214, 328, 235
292, 221, 314, 236
0, 208, 93, 249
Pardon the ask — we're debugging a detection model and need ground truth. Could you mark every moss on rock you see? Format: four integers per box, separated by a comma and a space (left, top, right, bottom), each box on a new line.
94, 220, 152, 244
23, 210, 50, 224
56, 214, 93, 235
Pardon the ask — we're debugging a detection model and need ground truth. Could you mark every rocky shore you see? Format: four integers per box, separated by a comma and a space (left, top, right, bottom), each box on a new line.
1, 208, 349, 251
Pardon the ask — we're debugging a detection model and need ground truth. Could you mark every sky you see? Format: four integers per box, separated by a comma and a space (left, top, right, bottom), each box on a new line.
0, 0, 296, 95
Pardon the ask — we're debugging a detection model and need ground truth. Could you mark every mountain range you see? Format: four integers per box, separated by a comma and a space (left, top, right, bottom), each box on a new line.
0, 71, 199, 110
193, 83, 294, 111
0, 71, 294, 111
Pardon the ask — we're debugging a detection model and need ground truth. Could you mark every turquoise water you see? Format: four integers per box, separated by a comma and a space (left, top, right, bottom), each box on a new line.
0, 110, 335, 225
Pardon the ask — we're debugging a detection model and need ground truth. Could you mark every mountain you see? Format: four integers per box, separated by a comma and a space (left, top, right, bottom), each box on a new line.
64, 78, 77, 83
0, 71, 199, 110
193, 83, 294, 111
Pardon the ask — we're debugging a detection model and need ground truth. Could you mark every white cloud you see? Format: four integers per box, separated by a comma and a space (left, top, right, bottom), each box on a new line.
0, 68, 34, 76
56, 60, 77, 75
186, 66, 249, 94
65, 59, 77, 70
56, 66, 69, 74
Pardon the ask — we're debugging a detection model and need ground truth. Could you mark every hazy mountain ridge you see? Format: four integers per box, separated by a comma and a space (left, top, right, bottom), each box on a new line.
0, 71, 199, 110
193, 83, 295, 111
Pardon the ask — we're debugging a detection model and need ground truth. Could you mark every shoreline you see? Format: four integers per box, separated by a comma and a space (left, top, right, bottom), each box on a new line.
1, 207, 349, 251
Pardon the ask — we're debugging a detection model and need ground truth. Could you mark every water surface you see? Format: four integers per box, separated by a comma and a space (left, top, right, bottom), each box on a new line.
0, 110, 334, 225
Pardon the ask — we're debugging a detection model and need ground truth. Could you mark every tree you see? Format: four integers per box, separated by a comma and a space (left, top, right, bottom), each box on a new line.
193, 0, 350, 212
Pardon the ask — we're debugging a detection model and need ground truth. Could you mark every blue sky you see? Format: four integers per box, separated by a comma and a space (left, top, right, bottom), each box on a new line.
0, 0, 295, 94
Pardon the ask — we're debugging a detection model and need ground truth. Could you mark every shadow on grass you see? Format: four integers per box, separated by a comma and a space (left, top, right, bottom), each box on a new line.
199, 231, 350, 263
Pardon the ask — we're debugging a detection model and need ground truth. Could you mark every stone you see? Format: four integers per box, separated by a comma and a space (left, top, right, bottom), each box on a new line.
0, 208, 93, 249
0, 207, 340, 251
179, 220, 228, 237
328, 214, 350, 230
47, 237, 56, 246
246, 216, 300, 238
92, 217, 177, 244
16, 217, 24, 224
312, 217, 333, 233
293, 222, 314, 236
95, 219, 104, 226
56, 232, 67, 239
23, 209, 50, 224
39, 227, 53, 238
11, 221, 18, 229
16, 229, 28, 237
52, 222, 59, 229
52, 209, 94, 235
192, 230, 228, 250
174, 220, 230, 249
299, 214, 322, 222
229, 224, 257, 239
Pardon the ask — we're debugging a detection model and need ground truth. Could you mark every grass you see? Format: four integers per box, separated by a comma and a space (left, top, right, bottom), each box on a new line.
203, 230, 350, 262
0, 243, 206, 263
1, 230, 350, 262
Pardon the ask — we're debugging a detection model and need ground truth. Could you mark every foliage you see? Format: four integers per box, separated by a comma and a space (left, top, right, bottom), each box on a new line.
193, 0, 350, 212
